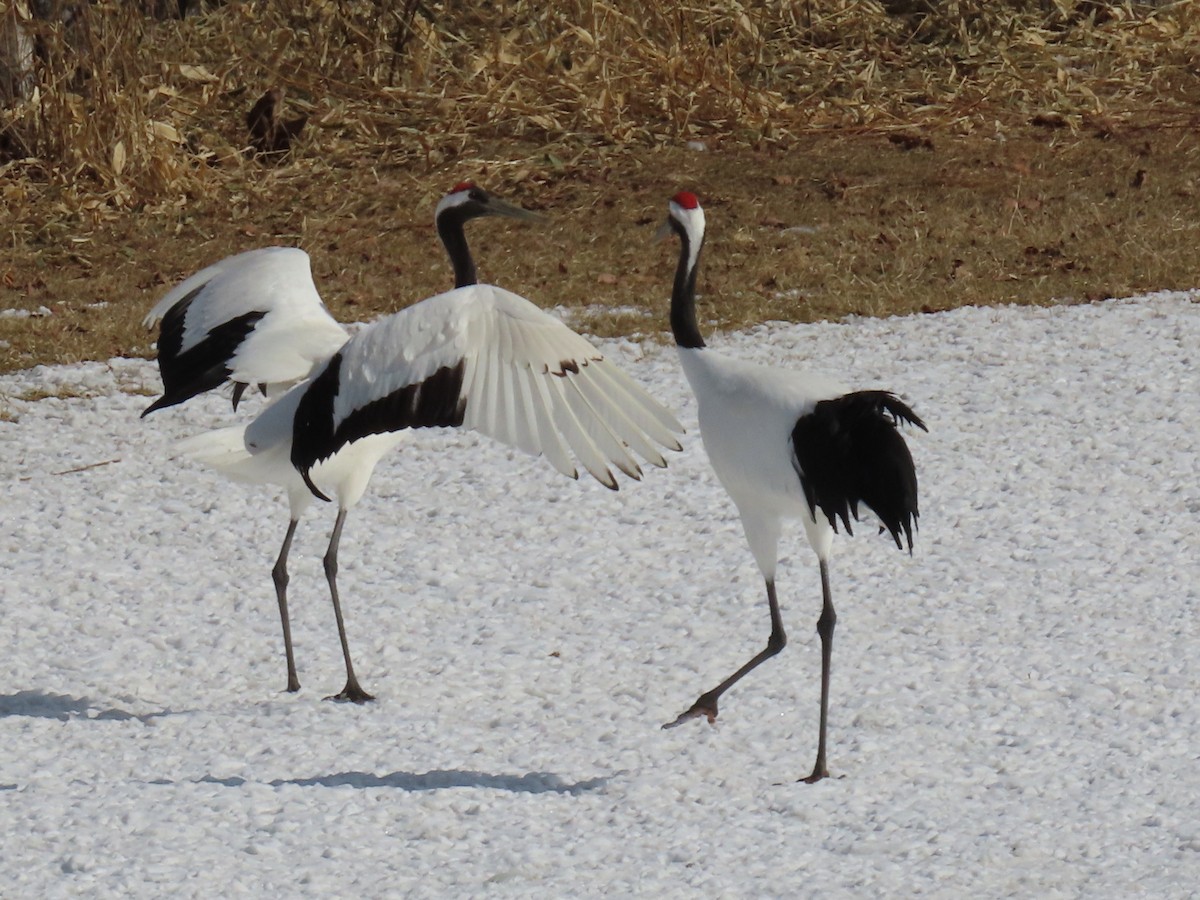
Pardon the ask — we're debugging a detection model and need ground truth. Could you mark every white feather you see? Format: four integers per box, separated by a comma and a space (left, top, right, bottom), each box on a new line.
321, 283, 682, 487
561, 373, 642, 479
147, 247, 349, 391
678, 346, 847, 531
544, 373, 617, 489
524, 367, 579, 479
570, 366, 668, 468
174, 421, 316, 523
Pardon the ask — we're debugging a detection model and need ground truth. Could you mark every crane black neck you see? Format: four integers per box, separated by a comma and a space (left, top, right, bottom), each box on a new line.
437, 207, 478, 288
669, 220, 707, 349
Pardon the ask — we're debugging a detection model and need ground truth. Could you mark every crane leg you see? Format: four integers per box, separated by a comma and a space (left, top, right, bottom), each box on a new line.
271, 518, 301, 693
801, 559, 836, 783
323, 508, 375, 703
663, 578, 786, 728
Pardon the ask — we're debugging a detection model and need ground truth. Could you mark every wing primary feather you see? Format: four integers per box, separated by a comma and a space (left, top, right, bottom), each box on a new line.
481, 345, 504, 441
585, 361, 684, 451
569, 367, 668, 468
561, 372, 643, 480
495, 311, 516, 365
523, 367, 578, 479
601, 362, 685, 441
507, 363, 541, 456
601, 362, 684, 437
543, 373, 618, 489
523, 324, 574, 376
459, 354, 483, 432
493, 358, 523, 449
499, 322, 548, 456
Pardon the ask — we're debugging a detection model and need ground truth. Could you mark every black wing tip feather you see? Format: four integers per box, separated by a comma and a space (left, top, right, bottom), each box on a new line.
141, 365, 233, 418
141, 396, 172, 418
143, 377, 227, 418
872, 390, 928, 433
881, 514, 918, 554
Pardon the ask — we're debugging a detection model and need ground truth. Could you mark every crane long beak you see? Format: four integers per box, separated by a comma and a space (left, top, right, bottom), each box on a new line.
487, 196, 548, 224
654, 219, 674, 243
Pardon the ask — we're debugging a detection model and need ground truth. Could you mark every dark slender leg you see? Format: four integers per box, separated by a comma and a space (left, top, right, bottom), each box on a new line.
663, 579, 786, 728
323, 509, 374, 703
802, 559, 836, 783
272, 518, 301, 693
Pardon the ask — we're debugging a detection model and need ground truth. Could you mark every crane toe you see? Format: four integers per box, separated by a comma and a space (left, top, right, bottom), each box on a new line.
325, 684, 376, 704
661, 692, 719, 729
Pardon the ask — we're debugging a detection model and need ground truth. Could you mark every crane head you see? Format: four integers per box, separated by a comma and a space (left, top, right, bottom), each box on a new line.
656, 190, 706, 245
436, 182, 546, 226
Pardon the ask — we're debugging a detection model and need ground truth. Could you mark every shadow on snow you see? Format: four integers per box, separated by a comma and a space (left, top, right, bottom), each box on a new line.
0, 691, 611, 796
193, 770, 611, 795
0, 690, 183, 724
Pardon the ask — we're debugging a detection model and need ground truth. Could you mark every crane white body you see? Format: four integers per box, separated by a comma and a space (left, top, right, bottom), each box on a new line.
176, 401, 402, 520
676, 350, 849, 571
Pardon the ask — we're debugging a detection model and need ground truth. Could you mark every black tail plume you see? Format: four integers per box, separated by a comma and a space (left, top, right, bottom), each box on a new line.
792, 390, 926, 552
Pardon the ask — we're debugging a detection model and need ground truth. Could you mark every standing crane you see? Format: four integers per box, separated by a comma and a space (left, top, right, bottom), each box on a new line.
657, 191, 925, 782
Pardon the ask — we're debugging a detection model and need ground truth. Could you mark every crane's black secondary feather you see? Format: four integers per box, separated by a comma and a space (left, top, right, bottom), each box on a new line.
791, 390, 926, 552
291, 355, 468, 500
142, 285, 266, 417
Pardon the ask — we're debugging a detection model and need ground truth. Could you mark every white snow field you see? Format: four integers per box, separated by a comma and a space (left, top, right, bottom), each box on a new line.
1, 293, 1198, 897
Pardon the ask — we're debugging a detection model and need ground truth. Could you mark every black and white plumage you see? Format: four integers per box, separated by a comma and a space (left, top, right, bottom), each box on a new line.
146, 183, 684, 702
658, 191, 925, 783
140, 184, 544, 419
141, 247, 349, 416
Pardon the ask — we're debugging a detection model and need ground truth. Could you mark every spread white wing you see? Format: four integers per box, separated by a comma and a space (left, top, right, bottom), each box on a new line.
143, 247, 349, 415
288, 283, 683, 491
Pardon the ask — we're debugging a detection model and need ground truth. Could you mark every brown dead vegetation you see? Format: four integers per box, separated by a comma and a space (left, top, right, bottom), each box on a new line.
1, 0, 1198, 374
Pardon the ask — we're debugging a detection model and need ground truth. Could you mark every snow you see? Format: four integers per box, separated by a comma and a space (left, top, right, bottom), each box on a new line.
0, 306, 52, 319
2, 292, 1198, 897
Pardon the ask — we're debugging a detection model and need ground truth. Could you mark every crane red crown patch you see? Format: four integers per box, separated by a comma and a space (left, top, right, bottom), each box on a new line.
451, 181, 477, 194
671, 191, 700, 210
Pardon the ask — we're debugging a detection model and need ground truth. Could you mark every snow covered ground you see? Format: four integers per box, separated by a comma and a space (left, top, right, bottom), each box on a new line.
2, 293, 1198, 897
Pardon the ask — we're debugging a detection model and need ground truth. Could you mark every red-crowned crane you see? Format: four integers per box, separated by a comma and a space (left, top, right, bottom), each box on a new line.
143, 184, 684, 702
657, 191, 925, 782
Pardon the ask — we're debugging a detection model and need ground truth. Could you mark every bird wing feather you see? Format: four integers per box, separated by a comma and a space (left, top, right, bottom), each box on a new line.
519, 366, 577, 478
542, 372, 618, 488
589, 360, 685, 442
144, 248, 348, 412
569, 368, 667, 468
561, 374, 643, 480
291, 284, 680, 489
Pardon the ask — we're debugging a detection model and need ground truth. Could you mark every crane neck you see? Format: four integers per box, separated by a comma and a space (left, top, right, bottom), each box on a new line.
669, 220, 706, 349
437, 208, 478, 288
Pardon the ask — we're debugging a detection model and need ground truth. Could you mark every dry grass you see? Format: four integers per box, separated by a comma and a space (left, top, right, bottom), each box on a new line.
2, 0, 1199, 373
